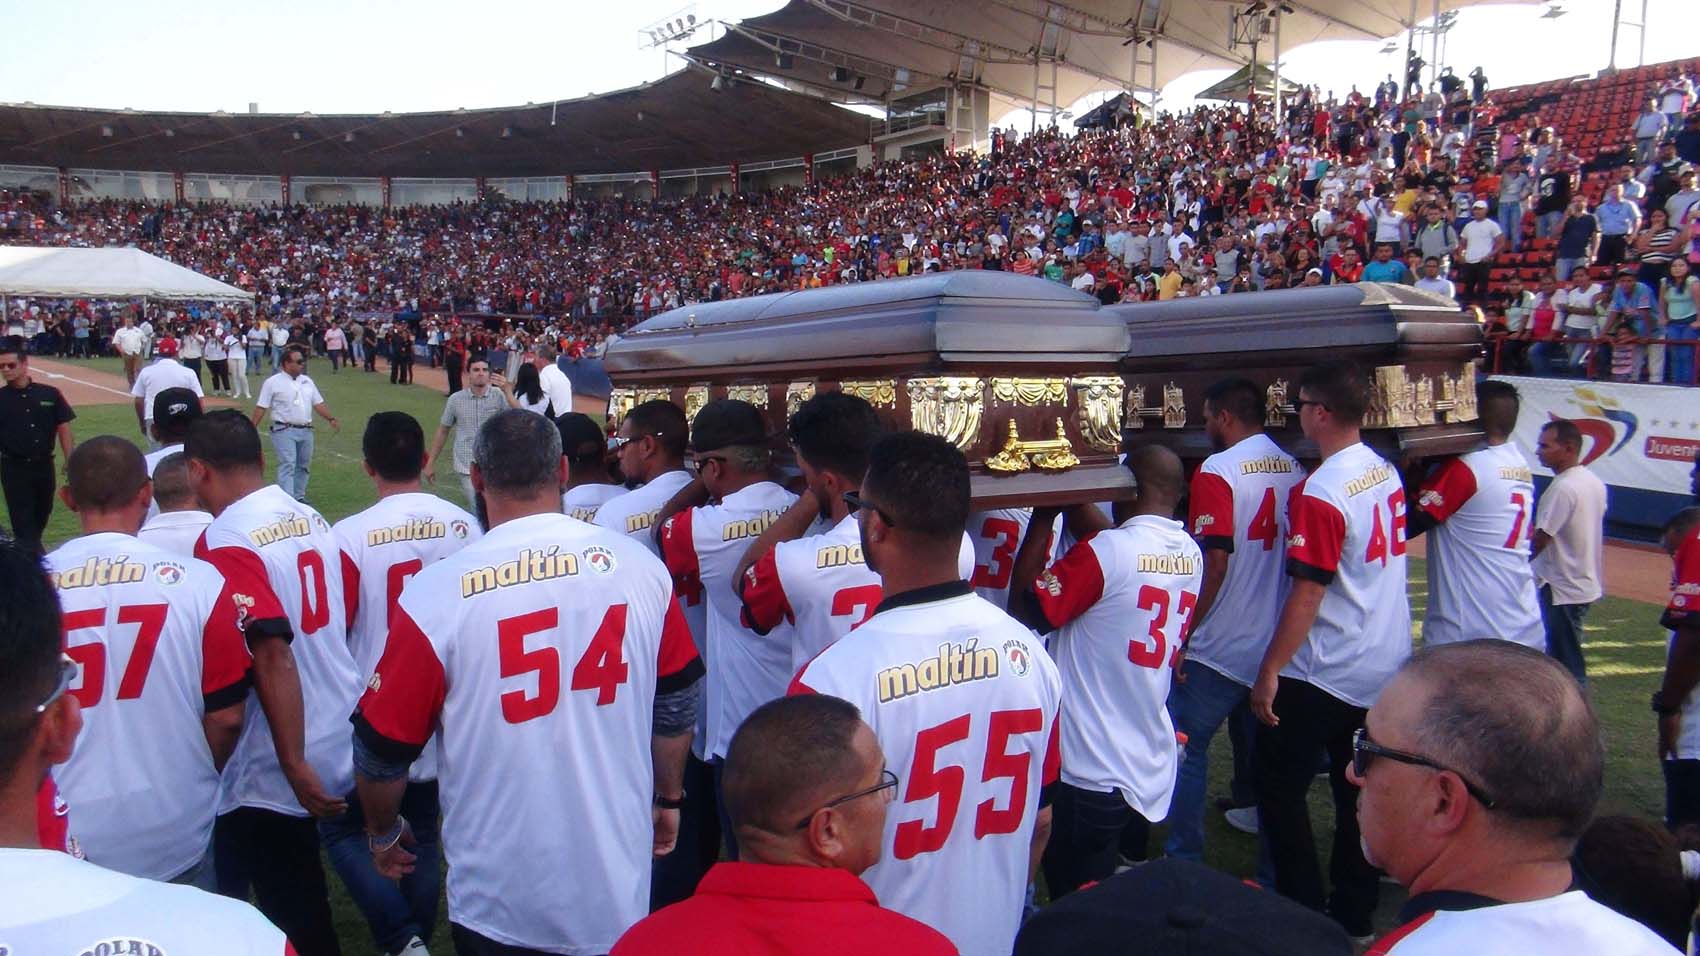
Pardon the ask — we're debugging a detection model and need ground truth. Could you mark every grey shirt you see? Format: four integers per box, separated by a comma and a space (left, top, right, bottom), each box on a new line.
440, 387, 507, 474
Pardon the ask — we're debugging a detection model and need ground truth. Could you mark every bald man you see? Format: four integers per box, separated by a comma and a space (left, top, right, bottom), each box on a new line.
137, 453, 213, 557
1010, 444, 1204, 894
613, 695, 954, 956
1356, 642, 1675, 954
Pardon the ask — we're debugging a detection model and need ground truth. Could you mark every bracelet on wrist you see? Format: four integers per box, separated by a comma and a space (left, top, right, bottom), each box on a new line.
367, 815, 408, 854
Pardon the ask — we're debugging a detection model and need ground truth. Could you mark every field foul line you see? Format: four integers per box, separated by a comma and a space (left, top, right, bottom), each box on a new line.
35, 367, 133, 399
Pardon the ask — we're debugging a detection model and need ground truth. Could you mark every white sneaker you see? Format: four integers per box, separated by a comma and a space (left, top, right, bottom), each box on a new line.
1224, 806, 1260, 834
393, 937, 429, 956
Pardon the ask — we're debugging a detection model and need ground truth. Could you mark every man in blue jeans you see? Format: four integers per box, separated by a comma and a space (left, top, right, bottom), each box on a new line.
1531, 419, 1607, 683
1164, 379, 1305, 862
252, 346, 339, 501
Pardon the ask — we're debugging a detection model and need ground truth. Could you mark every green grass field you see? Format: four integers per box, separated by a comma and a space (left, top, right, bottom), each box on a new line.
25, 355, 1675, 953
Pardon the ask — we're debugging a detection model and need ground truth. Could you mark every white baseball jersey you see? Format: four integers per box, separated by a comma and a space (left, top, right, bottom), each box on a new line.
1031, 515, 1202, 820
1185, 433, 1307, 686
137, 509, 213, 558
792, 583, 1062, 956
333, 492, 480, 782
353, 512, 702, 955
48, 532, 250, 881
967, 509, 1059, 609
660, 481, 798, 760
195, 484, 361, 815
739, 513, 978, 673
0, 849, 290, 956
563, 482, 626, 523
130, 359, 203, 423
1283, 442, 1413, 708
1414, 443, 1544, 648
1369, 891, 1677, 955
593, 469, 693, 556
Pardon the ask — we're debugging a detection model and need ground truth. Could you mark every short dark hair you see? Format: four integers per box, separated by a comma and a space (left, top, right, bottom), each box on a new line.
722, 694, 865, 834
0, 537, 63, 781
1541, 418, 1582, 451
1203, 377, 1263, 428
473, 408, 562, 496
151, 452, 195, 510
0, 336, 25, 361
625, 400, 689, 460
1403, 640, 1603, 841
1476, 380, 1520, 441
555, 412, 609, 473
1574, 816, 1696, 950
864, 431, 970, 542
65, 436, 148, 511
1298, 360, 1369, 425
186, 410, 264, 471
362, 412, 426, 483
787, 392, 884, 482
283, 344, 308, 364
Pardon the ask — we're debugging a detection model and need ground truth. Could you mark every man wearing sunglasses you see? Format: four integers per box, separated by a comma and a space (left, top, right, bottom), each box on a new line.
791, 431, 1061, 956
0, 537, 292, 952
655, 401, 797, 864
1355, 641, 1675, 954
594, 399, 692, 557
613, 695, 954, 955
1250, 360, 1412, 943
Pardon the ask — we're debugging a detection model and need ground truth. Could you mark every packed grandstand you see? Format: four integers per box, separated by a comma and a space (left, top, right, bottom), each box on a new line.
2, 55, 1699, 384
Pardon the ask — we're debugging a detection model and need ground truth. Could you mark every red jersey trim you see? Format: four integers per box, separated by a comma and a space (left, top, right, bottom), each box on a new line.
340, 550, 362, 633
1032, 540, 1106, 630
353, 606, 445, 756
198, 544, 292, 645
1189, 470, 1236, 552
656, 598, 705, 695
1286, 493, 1346, 575
1415, 457, 1478, 523
659, 510, 705, 609
738, 549, 793, 636
1366, 911, 1437, 955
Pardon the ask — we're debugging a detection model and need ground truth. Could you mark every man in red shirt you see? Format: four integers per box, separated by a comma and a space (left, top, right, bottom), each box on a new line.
613, 695, 955, 956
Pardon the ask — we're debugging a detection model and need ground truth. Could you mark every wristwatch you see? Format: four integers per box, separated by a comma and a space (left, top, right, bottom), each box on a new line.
653, 791, 687, 810
1652, 691, 1682, 716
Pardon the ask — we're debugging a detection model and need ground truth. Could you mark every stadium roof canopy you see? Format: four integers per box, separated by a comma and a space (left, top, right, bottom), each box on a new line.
0, 69, 871, 178
683, 0, 1539, 119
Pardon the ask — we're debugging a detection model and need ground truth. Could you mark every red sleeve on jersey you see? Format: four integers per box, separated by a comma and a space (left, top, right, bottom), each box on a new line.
35, 776, 70, 853
1041, 714, 1061, 786
199, 544, 292, 643
340, 550, 361, 633
738, 549, 794, 635
1031, 540, 1107, 630
1188, 470, 1236, 552
351, 607, 445, 762
284, 943, 298, 956
1286, 491, 1346, 584
1414, 457, 1478, 522
202, 576, 254, 711
656, 597, 704, 694
658, 509, 705, 608
1664, 529, 1700, 632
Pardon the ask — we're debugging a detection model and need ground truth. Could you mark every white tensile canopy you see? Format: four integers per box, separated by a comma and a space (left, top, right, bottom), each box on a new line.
0, 246, 252, 302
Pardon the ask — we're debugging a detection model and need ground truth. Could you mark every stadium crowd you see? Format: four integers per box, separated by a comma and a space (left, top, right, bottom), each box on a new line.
3, 65, 1699, 383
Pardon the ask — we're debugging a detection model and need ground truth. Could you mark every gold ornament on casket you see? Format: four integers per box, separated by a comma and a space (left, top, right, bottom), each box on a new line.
785, 381, 815, 417
907, 376, 985, 452
1069, 376, 1125, 453
726, 385, 769, 409
985, 418, 1081, 474
990, 377, 1068, 407
839, 379, 897, 409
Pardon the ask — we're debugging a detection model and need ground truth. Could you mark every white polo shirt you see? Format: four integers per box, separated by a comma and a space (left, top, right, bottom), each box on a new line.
131, 359, 204, 424
256, 371, 324, 427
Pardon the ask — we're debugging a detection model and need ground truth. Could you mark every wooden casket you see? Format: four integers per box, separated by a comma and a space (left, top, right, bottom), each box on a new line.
602, 272, 1135, 509
602, 276, 1485, 509
1107, 282, 1485, 465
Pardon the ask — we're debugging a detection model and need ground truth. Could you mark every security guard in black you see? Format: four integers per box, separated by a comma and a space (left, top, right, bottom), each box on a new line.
0, 340, 76, 554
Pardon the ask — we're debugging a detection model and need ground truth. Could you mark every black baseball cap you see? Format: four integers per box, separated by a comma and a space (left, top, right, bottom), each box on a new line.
555, 412, 607, 461
152, 387, 203, 429
690, 399, 768, 454
1014, 859, 1354, 956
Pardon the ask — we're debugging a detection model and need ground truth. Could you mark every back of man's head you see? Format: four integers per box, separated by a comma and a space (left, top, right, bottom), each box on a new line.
1203, 377, 1263, 430
186, 410, 263, 473
625, 400, 689, 462
556, 413, 610, 478
864, 431, 970, 544
787, 392, 884, 482
1125, 444, 1185, 513
473, 408, 563, 497
1298, 360, 1369, 426
1476, 380, 1520, 441
65, 436, 147, 512
151, 453, 197, 512
0, 537, 63, 783
151, 387, 202, 444
1401, 640, 1603, 842
723, 694, 866, 837
362, 411, 426, 484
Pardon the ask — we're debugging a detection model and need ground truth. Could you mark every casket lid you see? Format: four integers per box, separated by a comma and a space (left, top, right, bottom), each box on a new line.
605, 272, 1130, 378
1109, 282, 1475, 361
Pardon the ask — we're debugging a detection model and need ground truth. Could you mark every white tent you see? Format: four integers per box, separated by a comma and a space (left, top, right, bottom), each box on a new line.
0, 246, 252, 302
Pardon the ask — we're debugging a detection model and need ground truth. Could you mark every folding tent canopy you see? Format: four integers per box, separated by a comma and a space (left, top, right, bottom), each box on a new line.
0, 246, 252, 302
1195, 63, 1305, 104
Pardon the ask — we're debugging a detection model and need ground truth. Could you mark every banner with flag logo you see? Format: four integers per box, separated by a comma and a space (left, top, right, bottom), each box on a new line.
1491, 376, 1700, 496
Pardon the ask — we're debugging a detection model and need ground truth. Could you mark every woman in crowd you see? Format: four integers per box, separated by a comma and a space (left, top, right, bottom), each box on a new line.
1636, 206, 1685, 290
1661, 256, 1700, 385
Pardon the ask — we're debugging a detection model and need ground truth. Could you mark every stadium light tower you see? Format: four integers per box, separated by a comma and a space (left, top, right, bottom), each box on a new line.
638, 5, 704, 49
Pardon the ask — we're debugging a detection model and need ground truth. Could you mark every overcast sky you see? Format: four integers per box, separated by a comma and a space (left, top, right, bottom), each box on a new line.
0, 0, 1691, 119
